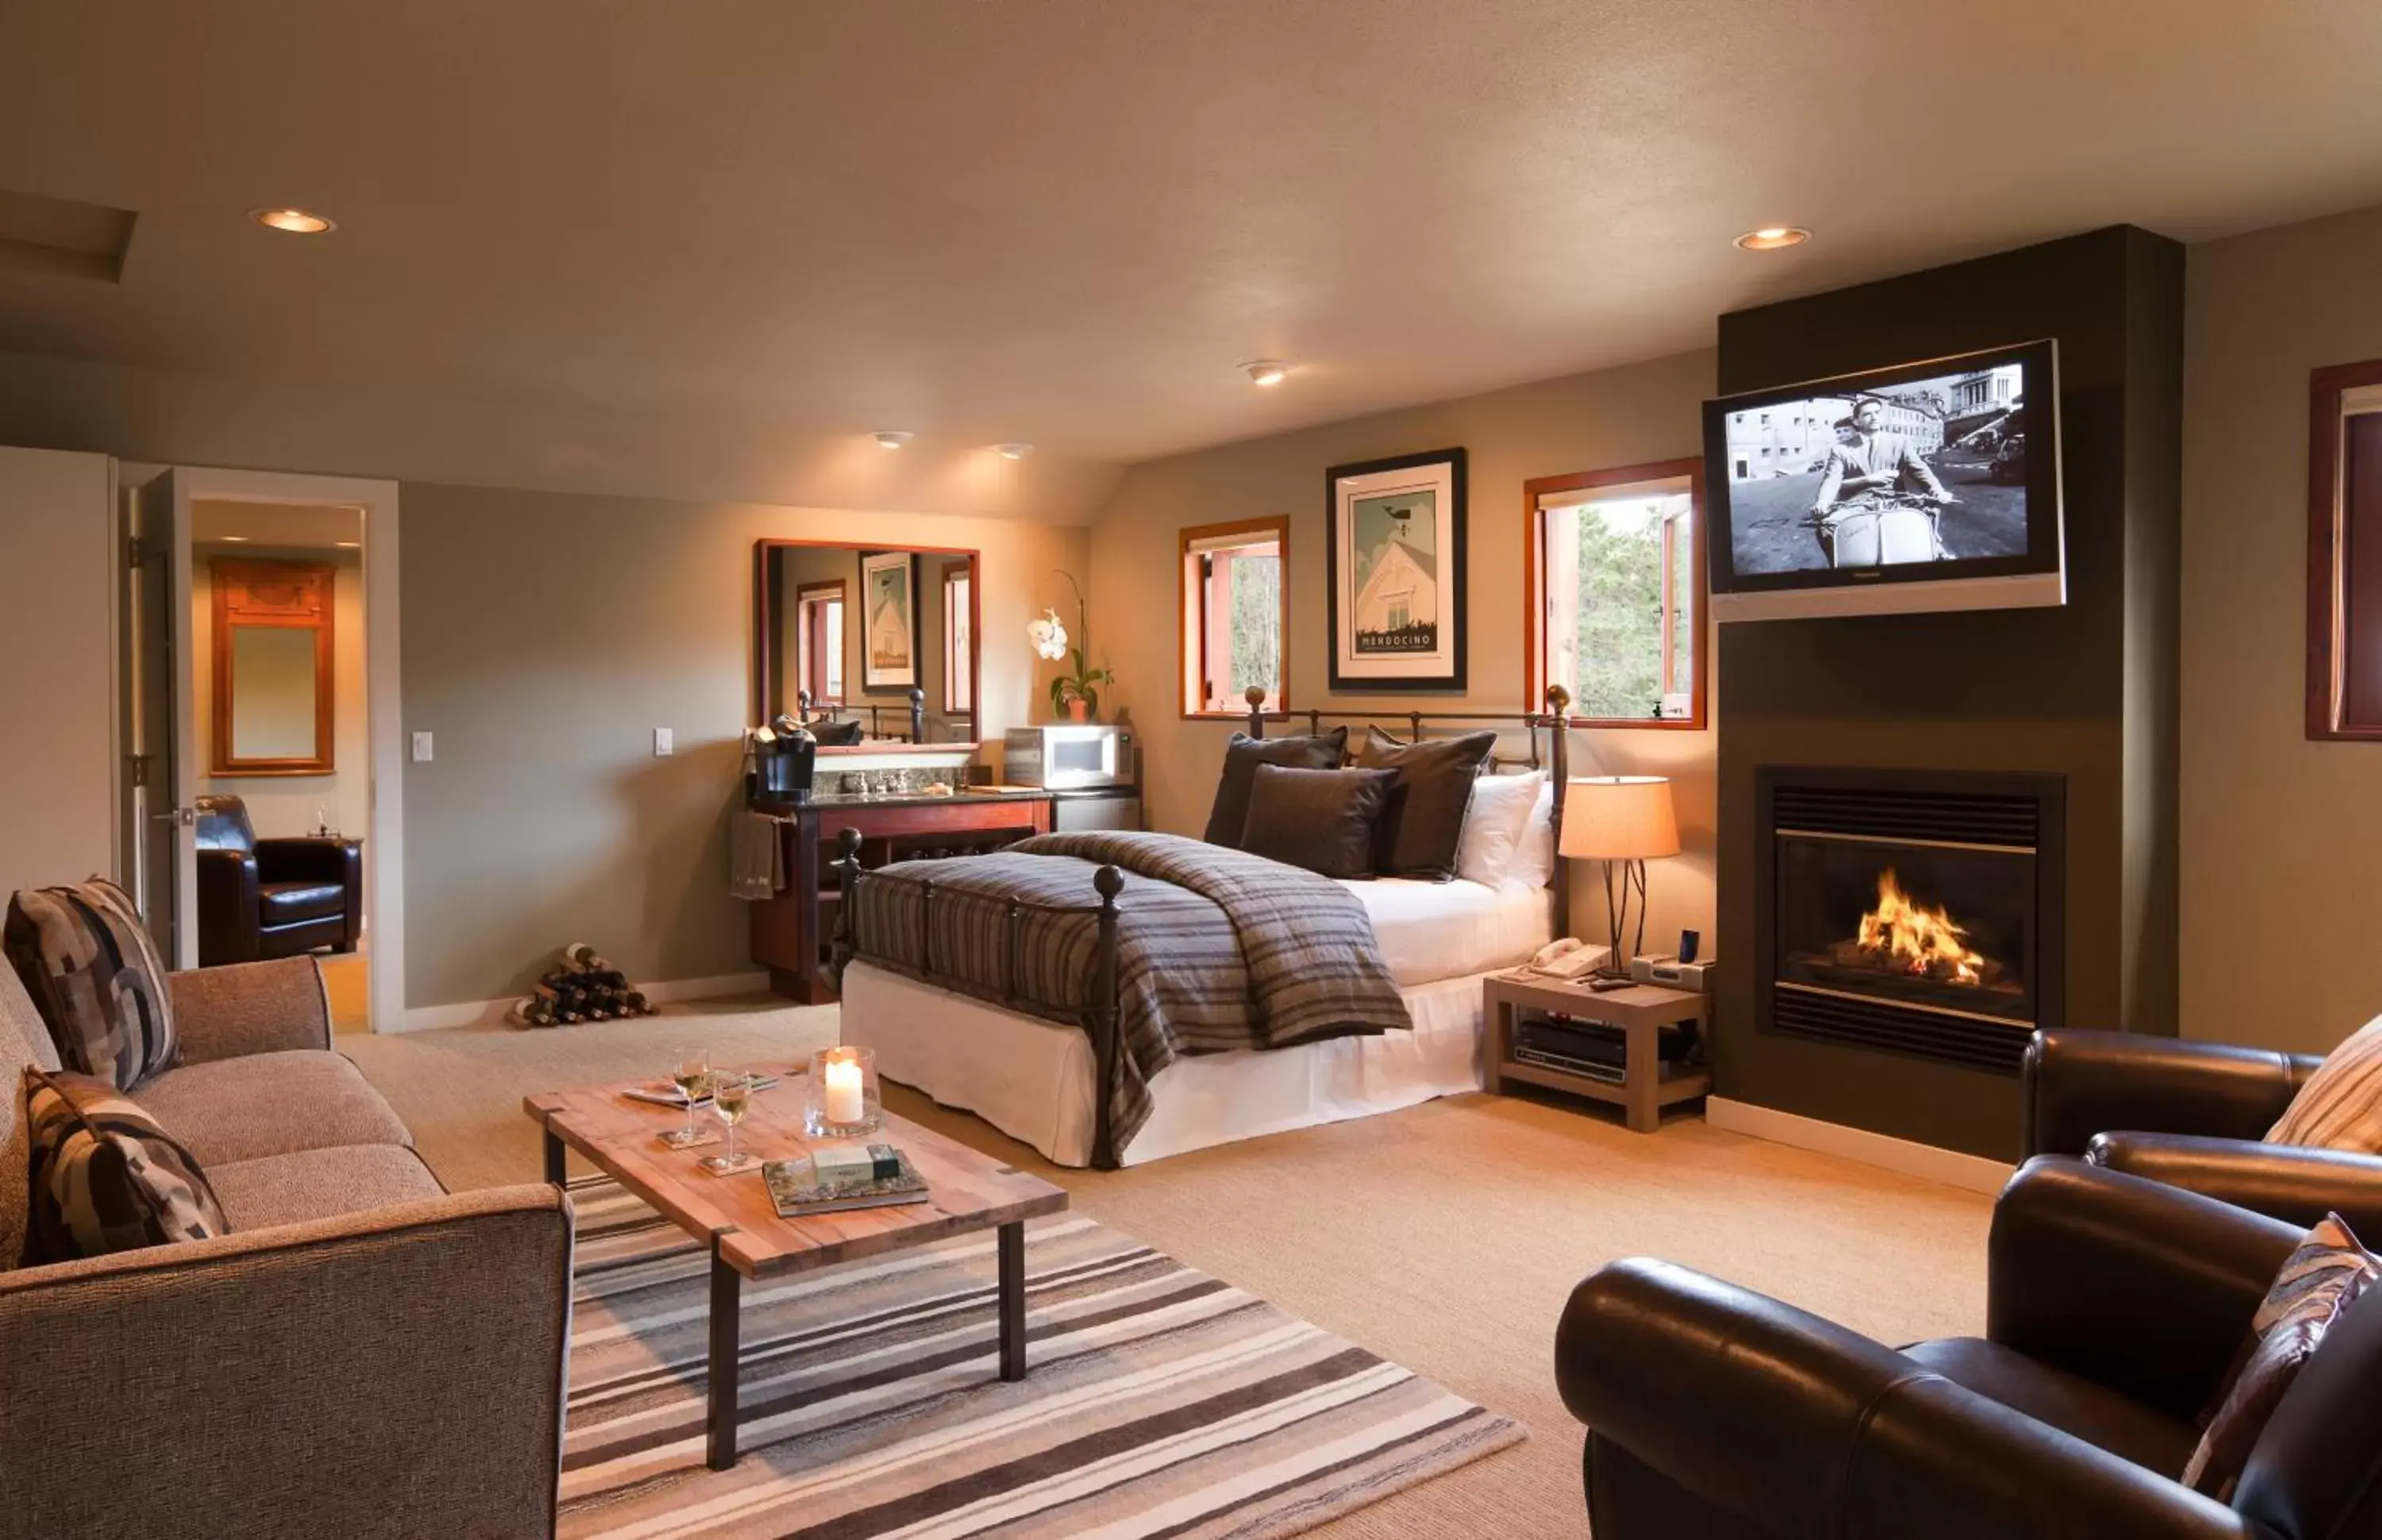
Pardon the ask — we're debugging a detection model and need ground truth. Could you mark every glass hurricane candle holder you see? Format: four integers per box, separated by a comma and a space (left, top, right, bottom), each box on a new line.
804, 1045, 881, 1138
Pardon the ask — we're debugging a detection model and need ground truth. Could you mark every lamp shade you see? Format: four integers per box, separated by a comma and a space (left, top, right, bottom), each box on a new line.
1559, 776, 1680, 860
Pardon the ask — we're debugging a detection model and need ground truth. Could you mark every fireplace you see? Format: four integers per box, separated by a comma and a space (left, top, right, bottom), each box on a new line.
1756, 768, 2064, 1073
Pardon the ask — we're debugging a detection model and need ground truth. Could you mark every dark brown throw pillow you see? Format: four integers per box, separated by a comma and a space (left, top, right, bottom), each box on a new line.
1204, 729, 1349, 848
1354, 727, 1499, 880
1239, 765, 1397, 880
21, 1066, 229, 1265
2181, 1213, 2380, 1500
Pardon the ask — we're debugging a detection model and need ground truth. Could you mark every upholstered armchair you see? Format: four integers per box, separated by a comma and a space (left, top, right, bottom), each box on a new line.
193, 794, 363, 966
1556, 1158, 2382, 1538
2022, 1027, 2382, 1235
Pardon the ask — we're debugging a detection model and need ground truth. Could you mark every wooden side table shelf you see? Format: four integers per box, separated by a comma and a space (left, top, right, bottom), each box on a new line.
1483, 972, 1711, 1132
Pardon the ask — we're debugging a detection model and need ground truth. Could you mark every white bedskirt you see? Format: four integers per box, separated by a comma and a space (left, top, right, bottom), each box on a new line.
840, 961, 1492, 1167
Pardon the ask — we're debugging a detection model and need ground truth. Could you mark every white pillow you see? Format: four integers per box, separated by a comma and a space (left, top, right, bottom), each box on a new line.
1455, 772, 1544, 887
1503, 778, 1559, 892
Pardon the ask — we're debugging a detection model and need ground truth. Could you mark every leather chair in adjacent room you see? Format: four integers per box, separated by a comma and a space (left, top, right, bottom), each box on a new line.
194, 794, 363, 966
2022, 1027, 2382, 1236
1556, 1158, 2382, 1538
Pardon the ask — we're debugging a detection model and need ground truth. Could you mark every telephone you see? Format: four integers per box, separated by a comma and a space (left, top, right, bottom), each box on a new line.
1526, 937, 1612, 980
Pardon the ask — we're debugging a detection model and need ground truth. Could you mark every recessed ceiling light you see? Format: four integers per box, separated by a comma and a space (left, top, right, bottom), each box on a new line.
335, 541, 360, 549
220, 535, 250, 543
996, 443, 1033, 460
1242, 359, 1289, 387
1733, 225, 1810, 252
250, 207, 336, 234
873, 430, 914, 449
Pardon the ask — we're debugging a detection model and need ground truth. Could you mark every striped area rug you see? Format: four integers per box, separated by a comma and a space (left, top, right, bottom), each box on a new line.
560, 1177, 1524, 1538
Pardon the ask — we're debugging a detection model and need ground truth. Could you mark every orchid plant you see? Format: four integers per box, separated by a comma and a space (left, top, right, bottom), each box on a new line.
1031, 570, 1113, 719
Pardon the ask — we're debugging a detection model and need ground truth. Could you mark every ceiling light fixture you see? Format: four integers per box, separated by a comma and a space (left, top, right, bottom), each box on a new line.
1242, 359, 1289, 387
220, 535, 251, 543
250, 207, 336, 235
873, 430, 914, 449
1733, 225, 1810, 252
335, 540, 360, 549
996, 443, 1033, 460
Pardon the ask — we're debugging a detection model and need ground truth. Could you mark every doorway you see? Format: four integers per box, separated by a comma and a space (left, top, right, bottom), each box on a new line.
120, 468, 404, 1034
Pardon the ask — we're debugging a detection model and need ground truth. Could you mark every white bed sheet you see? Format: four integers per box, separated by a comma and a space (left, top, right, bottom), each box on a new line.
842, 964, 1497, 1168
1344, 877, 1554, 986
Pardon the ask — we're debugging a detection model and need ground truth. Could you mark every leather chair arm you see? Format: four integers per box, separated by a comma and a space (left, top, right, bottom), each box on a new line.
193, 846, 260, 966
253, 835, 363, 888
1987, 1157, 2299, 1424
2087, 1130, 2382, 1237
2024, 1029, 2317, 1157
1558, 1257, 2250, 1540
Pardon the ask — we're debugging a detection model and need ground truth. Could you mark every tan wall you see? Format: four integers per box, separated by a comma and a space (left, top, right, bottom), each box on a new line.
2181, 203, 2382, 1052
0, 447, 114, 897
399, 482, 1083, 1007
1089, 348, 1718, 953
192, 546, 372, 840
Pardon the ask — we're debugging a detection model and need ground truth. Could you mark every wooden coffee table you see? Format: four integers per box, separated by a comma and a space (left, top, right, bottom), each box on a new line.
524, 1068, 1069, 1470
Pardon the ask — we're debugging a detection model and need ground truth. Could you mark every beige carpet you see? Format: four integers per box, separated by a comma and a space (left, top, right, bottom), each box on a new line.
344, 996, 1994, 1536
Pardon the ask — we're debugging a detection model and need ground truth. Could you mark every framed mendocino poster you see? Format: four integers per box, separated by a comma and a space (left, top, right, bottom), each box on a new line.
859, 549, 922, 692
1325, 447, 1467, 691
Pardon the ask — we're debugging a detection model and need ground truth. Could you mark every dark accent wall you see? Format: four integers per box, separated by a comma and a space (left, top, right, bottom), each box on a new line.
1714, 225, 2184, 1161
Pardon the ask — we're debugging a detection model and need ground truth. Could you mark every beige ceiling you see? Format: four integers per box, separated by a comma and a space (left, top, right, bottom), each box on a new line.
2, 1, 2379, 522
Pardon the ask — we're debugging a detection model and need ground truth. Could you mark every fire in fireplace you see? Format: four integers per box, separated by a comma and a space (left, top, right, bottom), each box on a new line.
1756, 768, 2064, 1073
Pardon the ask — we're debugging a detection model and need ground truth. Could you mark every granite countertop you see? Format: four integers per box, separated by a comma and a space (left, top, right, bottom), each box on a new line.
752, 785, 1052, 810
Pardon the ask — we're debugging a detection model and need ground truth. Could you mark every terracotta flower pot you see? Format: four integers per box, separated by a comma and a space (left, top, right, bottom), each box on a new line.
1064, 698, 1092, 723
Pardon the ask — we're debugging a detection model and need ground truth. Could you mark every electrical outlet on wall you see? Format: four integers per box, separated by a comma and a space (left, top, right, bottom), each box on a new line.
653, 727, 673, 757
410, 731, 434, 763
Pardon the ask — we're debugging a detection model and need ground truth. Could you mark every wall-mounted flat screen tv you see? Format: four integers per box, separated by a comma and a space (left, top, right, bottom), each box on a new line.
1702, 338, 2064, 622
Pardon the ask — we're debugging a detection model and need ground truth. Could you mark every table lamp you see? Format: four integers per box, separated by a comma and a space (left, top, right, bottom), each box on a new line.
1559, 776, 1681, 980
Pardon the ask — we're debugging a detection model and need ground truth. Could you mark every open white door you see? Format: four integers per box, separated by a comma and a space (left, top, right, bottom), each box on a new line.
120, 471, 198, 967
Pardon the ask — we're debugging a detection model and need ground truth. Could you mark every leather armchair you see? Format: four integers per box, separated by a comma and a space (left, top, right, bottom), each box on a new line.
194, 794, 362, 967
2022, 1028, 2382, 1234
1557, 1158, 2382, 1538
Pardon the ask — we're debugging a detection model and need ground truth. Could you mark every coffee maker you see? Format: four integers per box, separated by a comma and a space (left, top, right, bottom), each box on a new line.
747, 716, 818, 803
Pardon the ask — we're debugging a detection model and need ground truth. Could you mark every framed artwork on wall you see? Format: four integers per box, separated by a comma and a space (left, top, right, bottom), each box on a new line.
859, 549, 922, 692
1325, 447, 1467, 691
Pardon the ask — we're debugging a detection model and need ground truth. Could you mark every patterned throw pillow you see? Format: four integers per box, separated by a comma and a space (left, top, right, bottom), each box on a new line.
21, 1067, 229, 1264
2180, 1214, 2380, 1500
3, 878, 177, 1091
2268, 1014, 2382, 1152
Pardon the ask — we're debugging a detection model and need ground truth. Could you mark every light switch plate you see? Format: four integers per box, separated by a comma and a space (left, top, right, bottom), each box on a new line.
653, 727, 673, 757
410, 731, 434, 763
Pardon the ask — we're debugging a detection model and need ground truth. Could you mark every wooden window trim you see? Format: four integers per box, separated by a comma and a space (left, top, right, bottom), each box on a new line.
942, 564, 974, 718
1522, 456, 1708, 732
2307, 357, 2382, 740
796, 579, 846, 707
1178, 515, 1290, 720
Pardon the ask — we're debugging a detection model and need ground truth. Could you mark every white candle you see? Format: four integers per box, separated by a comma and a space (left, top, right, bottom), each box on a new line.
823, 1057, 865, 1125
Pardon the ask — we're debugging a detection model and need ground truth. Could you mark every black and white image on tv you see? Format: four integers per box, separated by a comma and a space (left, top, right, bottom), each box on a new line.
1721, 363, 2030, 576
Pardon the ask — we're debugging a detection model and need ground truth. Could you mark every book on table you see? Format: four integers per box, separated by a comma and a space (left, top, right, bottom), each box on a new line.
765, 1145, 930, 1217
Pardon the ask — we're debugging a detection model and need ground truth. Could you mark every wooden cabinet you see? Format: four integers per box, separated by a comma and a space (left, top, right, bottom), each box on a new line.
749, 793, 1051, 1003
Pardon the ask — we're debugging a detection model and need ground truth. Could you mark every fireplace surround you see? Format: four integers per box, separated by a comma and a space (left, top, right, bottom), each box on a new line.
1756, 767, 2065, 1074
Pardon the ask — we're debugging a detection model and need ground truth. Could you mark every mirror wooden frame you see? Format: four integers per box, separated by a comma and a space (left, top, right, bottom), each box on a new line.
753, 539, 982, 745
210, 556, 336, 776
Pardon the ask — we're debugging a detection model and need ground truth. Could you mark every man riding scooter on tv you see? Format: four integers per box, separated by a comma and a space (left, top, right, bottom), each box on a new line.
1808, 394, 1959, 568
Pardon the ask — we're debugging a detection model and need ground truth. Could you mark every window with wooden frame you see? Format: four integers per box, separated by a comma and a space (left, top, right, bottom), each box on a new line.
2309, 360, 2382, 740
1524, 458, 1706, 729
942, 565, 973, 717
1179, 517, 1288, 717
795, 580, 846, 706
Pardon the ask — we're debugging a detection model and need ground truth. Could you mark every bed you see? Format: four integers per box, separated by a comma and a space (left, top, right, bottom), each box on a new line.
832, 695, 1573, 1168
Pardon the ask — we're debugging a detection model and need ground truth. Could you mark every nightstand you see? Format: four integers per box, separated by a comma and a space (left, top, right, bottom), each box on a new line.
1482, 972, 1711, 1132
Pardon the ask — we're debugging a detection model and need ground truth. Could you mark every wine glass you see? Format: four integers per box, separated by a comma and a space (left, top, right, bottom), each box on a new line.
662, 1048, 710, 1149
702, 1071, 758, 1173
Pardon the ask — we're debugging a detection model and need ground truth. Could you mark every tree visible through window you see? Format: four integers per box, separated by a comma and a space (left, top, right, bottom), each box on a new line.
1529, 462, 1706, 729
1181, 518, 1288, 715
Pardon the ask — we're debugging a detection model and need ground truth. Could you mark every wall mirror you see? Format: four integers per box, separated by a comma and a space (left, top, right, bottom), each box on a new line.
211, 558, 336, 774
754, 541, 981, 747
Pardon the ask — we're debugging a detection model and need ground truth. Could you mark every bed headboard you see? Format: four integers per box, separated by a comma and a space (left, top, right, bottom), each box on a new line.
1239, 685, 1575, 937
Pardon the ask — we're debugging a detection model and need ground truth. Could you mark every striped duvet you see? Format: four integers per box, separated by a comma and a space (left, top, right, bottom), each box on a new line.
841, 831, 1410, 1156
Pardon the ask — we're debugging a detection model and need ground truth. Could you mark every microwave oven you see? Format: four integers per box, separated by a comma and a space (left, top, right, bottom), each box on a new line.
1004, 725, 1137, 791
